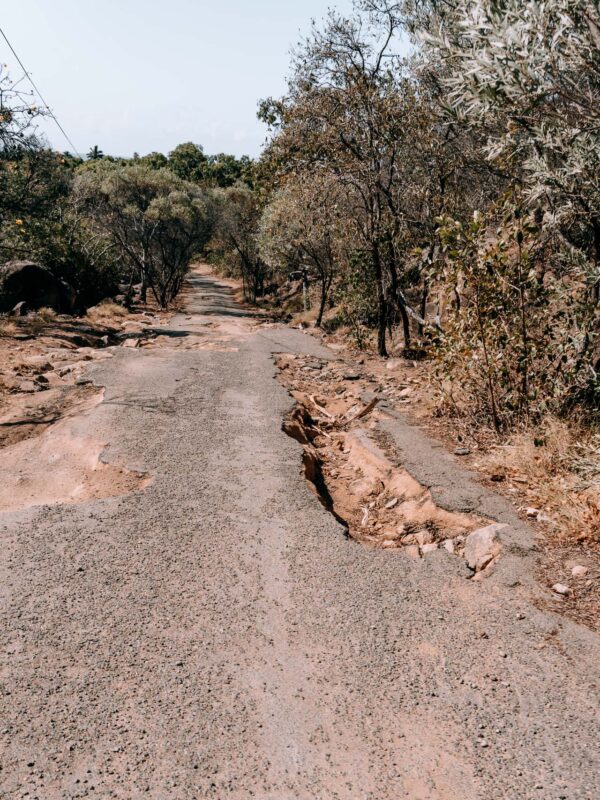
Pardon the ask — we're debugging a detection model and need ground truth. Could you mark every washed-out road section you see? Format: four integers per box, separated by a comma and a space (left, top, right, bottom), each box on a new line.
1, 271, 599, 799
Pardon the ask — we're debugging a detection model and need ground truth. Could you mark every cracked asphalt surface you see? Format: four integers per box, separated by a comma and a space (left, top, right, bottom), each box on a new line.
1, 272, 600, 799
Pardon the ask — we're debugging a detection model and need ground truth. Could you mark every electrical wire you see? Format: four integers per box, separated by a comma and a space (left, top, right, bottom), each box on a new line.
0, 25, 81, 157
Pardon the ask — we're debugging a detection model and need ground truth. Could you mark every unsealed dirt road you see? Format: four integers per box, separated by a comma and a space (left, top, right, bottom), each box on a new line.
2, 271, 600, 799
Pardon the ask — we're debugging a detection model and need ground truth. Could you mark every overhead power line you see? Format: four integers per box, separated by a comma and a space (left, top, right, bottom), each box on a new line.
0, 25, 81, 157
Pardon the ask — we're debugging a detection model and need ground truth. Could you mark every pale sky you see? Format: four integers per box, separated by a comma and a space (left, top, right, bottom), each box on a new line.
1, 0, 355, 159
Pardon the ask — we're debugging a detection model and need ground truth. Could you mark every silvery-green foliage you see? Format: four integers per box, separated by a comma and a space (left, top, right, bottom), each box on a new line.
422, 0, 600, 266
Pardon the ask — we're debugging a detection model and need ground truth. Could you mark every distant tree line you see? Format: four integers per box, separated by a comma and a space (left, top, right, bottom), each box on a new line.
0, 96, 254, 309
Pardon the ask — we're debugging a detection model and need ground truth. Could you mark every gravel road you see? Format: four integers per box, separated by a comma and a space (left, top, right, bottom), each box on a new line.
1, 272, 599, 799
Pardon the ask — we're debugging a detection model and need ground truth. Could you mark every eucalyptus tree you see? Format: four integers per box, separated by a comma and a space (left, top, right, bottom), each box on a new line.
259, 171, 347, 326
75, 163, 214, 308
261, 0, 418, 355
213, 186, 268, 302
422, 0, 600, 278
168, 142, 207, 183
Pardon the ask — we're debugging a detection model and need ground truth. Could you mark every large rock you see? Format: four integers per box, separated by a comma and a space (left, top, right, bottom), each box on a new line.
0, 261, 75, 313
464, 523, 506, 572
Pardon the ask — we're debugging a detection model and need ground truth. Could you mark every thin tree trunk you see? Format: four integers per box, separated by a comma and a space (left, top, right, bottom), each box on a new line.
316, 274, 330, 328
398, 298, 411, 349
372, 242, 388, 358
419, 280, 429, 338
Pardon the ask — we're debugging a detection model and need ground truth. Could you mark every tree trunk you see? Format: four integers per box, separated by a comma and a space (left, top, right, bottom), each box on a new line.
398, 298, 411, 349
372, 243, 388, 358
419, 280, 428, 338
302, 269, 310, 313
316, 275, 330, 328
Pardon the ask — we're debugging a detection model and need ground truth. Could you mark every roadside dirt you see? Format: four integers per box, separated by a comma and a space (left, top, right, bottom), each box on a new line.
0, 303, 170, 513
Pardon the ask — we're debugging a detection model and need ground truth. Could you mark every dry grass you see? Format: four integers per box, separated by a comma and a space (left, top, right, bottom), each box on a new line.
86, 301, 129, 325
0, 316, 19, 337
481, 417, 600, 544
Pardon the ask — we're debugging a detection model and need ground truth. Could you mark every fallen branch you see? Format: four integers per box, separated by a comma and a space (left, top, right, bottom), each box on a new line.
308, 394, 336, 421
337, 397, 379, 427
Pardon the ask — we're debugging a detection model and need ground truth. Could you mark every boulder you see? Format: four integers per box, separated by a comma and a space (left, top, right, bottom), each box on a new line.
0, 261, 75, 313
464, 523, 506, 572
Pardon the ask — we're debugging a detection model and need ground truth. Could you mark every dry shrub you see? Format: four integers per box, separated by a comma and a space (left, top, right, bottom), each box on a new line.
86, 300, 129, 325
24, 308, 57, 334
36, 307, 57, 323
482, 417, 600, 543
0, 317, 18, 337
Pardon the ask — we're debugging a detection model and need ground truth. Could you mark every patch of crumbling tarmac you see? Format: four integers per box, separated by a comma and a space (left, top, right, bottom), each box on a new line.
277, 352, 503, 575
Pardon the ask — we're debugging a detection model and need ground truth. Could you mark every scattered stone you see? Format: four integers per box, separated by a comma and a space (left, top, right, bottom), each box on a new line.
421, 543, 439, 555
343, 372, 360, 381
385, 359, 402, 371
464, 523, 506, 572
403, 545, 421, 559
385, 498, 399, 510
382, 540, 399, 549
552, 583, 571, 596
23, 356, 53, 370
526, 507, 540, 518
122, 338, 140, 348
38, 372, 62, 386
18, 380, 37, 393
382, 530, 401, 541
454, 447, 470, 456
415, 530, 434, 546
571, 565, 588, 577
442, 539, 455, 554
398, 388, 412, 398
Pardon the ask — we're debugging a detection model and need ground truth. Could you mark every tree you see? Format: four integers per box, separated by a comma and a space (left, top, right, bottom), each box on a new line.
168, 142, 207, 183
87, 145, 104, 161
0, 64, 43, 153
75, 164, 214, 308
419, 0, 600, 413
213, 186, 268, 302
138, 151, 169, 171
422, 0, 600, 280
259, 172, 345, 327
261, 1, 423, 355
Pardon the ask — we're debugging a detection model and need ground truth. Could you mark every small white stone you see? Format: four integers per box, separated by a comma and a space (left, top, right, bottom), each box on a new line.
385, 498, 399, 510
421, 543, 439, 555
464, 524, 506, 571
526, 507, 540, 518
572, 565, 589, 577
442, 539, 455, 554
552, 583, 571, 596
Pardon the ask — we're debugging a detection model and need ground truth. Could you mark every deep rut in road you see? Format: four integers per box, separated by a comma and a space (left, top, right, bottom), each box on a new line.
277, 352, 496, 569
